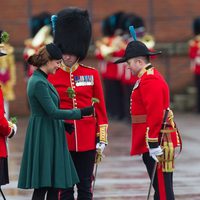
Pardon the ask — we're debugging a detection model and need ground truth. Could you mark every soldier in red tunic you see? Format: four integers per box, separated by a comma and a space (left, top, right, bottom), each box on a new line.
95, 12, 126, 120
0, 31, 17, 198
189, 17, 200, 113
115, 40, 181, 200
48, 8, 108, 200
95, 36, 125, 120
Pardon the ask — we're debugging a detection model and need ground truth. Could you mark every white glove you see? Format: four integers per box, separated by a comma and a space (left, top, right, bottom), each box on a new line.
149, 146, 163, 162
96, 142, 106, 154
8, 123, 17, 138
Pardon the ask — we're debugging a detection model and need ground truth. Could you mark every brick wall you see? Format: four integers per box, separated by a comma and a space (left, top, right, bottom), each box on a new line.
1, 0, 200, 45
1, 0, 199, 116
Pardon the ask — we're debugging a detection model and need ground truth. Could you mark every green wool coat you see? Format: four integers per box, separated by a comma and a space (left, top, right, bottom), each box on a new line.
18, 70, 81, 189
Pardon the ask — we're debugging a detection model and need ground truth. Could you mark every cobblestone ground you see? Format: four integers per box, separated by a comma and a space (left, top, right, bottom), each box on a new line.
1, 113, 200, 199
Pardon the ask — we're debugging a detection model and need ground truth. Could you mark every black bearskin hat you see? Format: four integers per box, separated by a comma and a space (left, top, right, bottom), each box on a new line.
52, 7, 91, 61
30, 12, 52, 37
193, 17, 200, 35
121, 13, 145, 37
101, 11, 125, 36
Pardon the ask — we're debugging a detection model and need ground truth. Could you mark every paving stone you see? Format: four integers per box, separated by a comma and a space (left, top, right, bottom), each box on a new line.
1, 113, 200, 199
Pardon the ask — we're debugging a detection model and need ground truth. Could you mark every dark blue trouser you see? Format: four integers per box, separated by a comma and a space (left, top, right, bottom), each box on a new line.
60, 150, 96, 200
32, 187, 59, 200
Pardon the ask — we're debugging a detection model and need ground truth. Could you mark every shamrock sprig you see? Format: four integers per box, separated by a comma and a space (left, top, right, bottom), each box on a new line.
67, 87, 75, 99
9, 116, 17, 124
1, 31, 9, 43
91, 97, 100, 105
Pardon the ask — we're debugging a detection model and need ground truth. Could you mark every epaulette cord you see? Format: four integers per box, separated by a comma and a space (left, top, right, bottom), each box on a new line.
80, 63, 95, 69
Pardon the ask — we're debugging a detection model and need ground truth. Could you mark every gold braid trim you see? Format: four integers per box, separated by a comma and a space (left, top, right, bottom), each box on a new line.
145, 127, 150, 148
160, 139, 175, 172
148, 138, 159, 142
160, 129, 177, 133
99, 124, 108, 144
145, 127, 159, 148
166, 108, 181, 147
168, 109, 175, 128
0, 44, 16, 101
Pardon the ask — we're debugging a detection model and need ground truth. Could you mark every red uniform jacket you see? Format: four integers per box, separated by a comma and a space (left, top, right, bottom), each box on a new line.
130, 66, 178, 155
0, 88, 11, 157
189, 36, 200, 75
48, 63, 108, 152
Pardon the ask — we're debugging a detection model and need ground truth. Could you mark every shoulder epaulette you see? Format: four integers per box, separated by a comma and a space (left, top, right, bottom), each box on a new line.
80, 63, 95, 70
147, 68, 154, 75
60, 62, 66, 70
3, 44, 14, 54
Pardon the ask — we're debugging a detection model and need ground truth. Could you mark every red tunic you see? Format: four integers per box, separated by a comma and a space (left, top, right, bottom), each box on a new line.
189, 36, 200, 75
0, 88, 11, 157
48, 63, 108, 152
130, 67, 178, 155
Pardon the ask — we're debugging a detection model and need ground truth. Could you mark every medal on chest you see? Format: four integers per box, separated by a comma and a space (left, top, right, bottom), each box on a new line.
74, 75, 94, 86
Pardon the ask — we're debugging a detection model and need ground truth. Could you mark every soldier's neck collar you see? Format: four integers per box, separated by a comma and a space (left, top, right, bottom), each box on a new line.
137, 63, 152, 78
62, 61, 79, 73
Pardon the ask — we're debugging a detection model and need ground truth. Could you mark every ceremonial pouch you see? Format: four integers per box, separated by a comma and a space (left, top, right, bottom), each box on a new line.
159, 109, 182, 172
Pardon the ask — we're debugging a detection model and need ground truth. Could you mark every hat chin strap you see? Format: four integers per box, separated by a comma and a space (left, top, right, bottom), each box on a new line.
70, 58, 79, 68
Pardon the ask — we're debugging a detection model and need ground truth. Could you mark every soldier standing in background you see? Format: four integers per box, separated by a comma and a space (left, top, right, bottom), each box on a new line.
23, 12, 52, 80
95, 12, 126, 121
95, 12, 157, 123
189, 17, 200, 113
48, 7, 108, 200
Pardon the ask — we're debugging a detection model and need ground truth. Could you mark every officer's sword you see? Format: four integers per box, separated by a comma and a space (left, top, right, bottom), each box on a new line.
92, 150, 101, 191
91, 97, 101, 191
146, 108, 169, 200
92, 161, 98, 190
0, 187, 6, 200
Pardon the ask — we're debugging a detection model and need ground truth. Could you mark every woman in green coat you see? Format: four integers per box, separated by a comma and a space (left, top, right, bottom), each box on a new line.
18, 43, 94, 200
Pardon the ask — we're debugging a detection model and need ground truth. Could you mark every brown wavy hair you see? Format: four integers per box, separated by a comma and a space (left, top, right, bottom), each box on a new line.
27, 46, 52, 68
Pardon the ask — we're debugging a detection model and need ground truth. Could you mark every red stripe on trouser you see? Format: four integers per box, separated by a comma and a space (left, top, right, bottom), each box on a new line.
58, 190, 61, 200
157, 165, 166, 200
